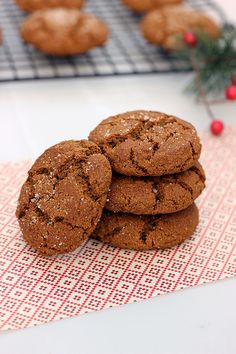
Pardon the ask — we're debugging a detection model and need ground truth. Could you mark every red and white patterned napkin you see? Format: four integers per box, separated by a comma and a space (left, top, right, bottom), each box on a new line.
0, 130, 235, 330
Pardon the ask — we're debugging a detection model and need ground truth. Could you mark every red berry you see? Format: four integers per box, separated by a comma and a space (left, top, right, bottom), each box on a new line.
210, 120, 224, 135
183, 32, 197, 47
225, 85, 236, 100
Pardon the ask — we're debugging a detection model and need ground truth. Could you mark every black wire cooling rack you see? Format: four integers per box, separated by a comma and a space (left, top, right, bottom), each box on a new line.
0, 0, 226, 82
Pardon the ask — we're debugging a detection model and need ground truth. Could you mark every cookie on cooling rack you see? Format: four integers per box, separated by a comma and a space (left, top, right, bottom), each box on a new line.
106, 162, 205, 215
93, 204, 199, 250
122, 0, 183, 13
141, 5, 220, 50
88, 110, 201, 177
20, 8, 109, 56
16, 140, 112, 256
16, 0, 85, 12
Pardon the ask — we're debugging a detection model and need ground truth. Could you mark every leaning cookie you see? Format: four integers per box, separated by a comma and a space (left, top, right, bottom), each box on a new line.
89, 110, 201, 177
16, 140, 112, 256
16, 0, 84, 12
122, 0, 182, 13
20, 8, 109, 56
106, 163, 205, 215
93, 204, 199, 250
141, 6, 220, 50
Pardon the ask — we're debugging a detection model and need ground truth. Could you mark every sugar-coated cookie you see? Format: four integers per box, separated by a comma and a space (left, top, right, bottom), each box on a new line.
106, 163, 205, 214
89, 110, 201, 177
141, 6, 220, 50
93, 203, 199, 250
21, 8, 109, 56
16, 140, 112, 256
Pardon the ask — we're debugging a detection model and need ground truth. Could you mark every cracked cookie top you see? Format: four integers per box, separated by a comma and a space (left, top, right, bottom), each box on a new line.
141, 6, 220, 50
106, 162, 205, 214
93, 203, 199, 250
20, 8, 109, 56
16, 140, 112, 256
89, 110, 201, 176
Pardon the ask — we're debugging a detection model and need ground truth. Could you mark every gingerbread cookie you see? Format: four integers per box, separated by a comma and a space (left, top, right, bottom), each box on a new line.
141, 6, 220, 50
106, 162, 205, 214
21, 8, 109, 56
16, 0, 84, 12
122, 0, 182, 13
89, 110, 201, 177
16, 140, 112, 256
93, 203, 199, 250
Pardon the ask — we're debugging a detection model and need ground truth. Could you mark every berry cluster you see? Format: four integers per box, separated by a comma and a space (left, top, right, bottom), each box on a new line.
183, 32, 236, 136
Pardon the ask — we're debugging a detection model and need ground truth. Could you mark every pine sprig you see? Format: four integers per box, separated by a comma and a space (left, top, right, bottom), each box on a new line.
175, 24, 236, 95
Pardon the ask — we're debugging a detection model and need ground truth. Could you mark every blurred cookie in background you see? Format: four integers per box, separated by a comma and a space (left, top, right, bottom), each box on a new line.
141, 5, 220, 50
20, 8, 109, 56
16, 0, 85, 12
122, 0, 183, 13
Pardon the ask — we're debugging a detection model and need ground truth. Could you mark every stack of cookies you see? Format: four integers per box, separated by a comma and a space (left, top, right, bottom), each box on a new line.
16, 110, 205, 256
89, 110, 206, 251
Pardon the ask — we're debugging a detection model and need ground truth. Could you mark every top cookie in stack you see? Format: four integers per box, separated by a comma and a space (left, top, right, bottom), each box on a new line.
89, 110, 201, 177
89, 110, 205, 250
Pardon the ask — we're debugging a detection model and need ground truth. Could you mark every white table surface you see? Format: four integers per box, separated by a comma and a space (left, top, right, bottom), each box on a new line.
1, 1, 236, 353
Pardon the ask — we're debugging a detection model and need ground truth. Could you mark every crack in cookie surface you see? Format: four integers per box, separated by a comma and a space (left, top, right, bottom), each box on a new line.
16, 140, 112, 255
105, 162, 205, 215
89, 110, 201, 176
93, 204, 199, 250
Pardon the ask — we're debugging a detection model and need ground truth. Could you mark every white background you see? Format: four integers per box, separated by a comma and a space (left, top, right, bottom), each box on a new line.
0, 1, 236, 353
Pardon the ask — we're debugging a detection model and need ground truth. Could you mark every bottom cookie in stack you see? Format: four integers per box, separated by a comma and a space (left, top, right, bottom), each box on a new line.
92, 204, 199, 251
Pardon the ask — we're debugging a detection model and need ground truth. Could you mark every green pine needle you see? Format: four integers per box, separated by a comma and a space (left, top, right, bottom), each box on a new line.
174, 24, 236, 96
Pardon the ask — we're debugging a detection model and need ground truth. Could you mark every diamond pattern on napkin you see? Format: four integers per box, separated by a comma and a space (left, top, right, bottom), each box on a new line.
0, 130, 235, 330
